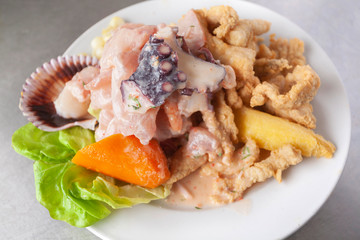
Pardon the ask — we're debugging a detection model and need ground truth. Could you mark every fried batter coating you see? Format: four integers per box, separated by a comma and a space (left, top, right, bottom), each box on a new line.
269, 34, 306, 70
252, 34, 317, 128
200, 139, 259, 203
210, 143, 302, 204
266, 74, 293, 94
254, 58, 291, 80
265, 101, 316, 129
224, 19, 271, 50
250, 65, 320, 128
237, 144, 302, 189
201, 110, 234, 165
201, 138, 259, 177
204, 6, 271, 50
257, 43, 276, 59
206, 32, 258, 88
225, 88, 243, 109
205, 5, 239, 38
213, 90, 239, 144
166, 147, 208, 185
192, 9, 261, 105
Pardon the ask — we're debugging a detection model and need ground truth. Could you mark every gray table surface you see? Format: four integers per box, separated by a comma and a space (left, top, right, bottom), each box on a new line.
1, 0, 359, 239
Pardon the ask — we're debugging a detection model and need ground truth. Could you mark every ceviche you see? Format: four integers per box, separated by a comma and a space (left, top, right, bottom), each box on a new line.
12, 5, 335, 227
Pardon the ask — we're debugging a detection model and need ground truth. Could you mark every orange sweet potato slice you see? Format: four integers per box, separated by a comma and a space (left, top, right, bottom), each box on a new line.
72, 134, 170, 188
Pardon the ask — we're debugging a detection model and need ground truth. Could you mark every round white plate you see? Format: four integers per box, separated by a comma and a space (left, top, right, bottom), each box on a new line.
65, 0, 351, 239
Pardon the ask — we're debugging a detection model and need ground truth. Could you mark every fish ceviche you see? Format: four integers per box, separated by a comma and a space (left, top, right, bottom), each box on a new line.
12, 5, 336, 227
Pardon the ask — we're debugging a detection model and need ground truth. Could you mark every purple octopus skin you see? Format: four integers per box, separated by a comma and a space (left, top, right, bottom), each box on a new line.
179, 47, 219, 96
176, 35, 191, 54
196, 47, 218, 64
121, 36, 186, 110
155, 26, 226, 94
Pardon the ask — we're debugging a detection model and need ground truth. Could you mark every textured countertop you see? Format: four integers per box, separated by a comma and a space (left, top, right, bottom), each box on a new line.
1, 0, 359, 239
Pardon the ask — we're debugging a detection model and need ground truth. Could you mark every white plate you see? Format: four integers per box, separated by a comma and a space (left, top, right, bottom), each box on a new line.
65, 0, 351, 239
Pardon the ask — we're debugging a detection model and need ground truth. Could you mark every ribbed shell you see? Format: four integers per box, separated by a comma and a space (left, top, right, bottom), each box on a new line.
20, 55, 99, 131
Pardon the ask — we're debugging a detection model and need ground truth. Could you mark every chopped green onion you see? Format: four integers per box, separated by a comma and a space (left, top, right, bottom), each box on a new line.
242, 146, 251, 159
128, 95, 141, 110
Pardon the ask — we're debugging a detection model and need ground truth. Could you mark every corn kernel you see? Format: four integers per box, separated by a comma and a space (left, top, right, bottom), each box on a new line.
90, 16, 126, 58
91, 36, 105, 49
102, 27, 114, 42
109, 16, 125, 28
94, 48, 103, 59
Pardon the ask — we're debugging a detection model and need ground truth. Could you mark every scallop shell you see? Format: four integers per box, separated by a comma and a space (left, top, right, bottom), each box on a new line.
20, 55, 99, 132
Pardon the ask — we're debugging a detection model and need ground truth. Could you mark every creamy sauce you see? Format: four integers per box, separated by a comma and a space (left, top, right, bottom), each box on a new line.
165, 168, 220, 209
162, 166, 253, 215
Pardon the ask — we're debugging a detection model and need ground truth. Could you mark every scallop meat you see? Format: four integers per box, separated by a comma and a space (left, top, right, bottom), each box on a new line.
20, 55, 99, 132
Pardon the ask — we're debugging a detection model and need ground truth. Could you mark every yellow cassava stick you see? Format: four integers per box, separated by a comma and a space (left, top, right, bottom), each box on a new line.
234, 107, 335, 158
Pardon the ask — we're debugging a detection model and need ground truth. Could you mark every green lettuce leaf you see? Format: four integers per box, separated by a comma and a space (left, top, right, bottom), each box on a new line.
71, 173, 170, 209
87, 106, 101, 120
12, 123, 95, 163
12, 123, 170, 227
34, 161, 110, 227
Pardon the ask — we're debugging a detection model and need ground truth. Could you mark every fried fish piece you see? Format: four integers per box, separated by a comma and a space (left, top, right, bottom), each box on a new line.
204, 6, 271, 50
205, 5, 239, 38
256, 43, 276, 59
204, 31, 260, 105
254, 58, 291, 81
205, 141, 302, 204
231, 144, 302, 198
192, 8, 260, 105
225, 88, 243, 109
206, 31, 258, 87
224, 19, 271, 50
269, 34, 306, 70
166, 147, 208, 185
250, 65, 320, 128
202, 138, 260, 203
201, 110, 234, 165
201, 138, 260, 177
213, 90, 239, 144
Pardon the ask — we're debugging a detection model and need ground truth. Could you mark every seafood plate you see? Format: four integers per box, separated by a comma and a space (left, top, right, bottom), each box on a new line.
11, 1, 351, 240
